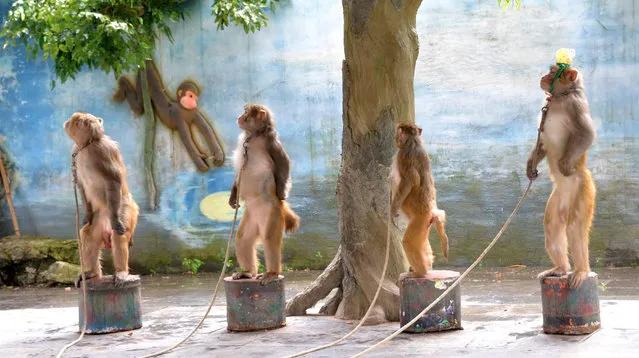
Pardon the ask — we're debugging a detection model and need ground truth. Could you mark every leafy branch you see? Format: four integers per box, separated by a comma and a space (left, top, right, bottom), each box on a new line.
0, 0, 280, 88
212, 0, 279, 33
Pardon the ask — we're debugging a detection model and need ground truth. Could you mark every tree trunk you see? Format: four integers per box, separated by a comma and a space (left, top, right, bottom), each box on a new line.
286, 0, 421, 323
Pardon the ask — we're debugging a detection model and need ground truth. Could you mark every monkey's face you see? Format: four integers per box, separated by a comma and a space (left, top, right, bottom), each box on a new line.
540, 65, 579, 93
64, 112, 105, 145
237, 105, 268, 133
179, 90, 198, 110
394, 122, 422, 148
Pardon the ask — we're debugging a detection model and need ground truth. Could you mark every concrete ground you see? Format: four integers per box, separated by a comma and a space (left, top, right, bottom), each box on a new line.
1, 266, 638, 358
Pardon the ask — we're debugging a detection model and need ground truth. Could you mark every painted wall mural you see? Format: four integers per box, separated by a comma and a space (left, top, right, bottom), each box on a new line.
114, 59, 225, 173
0, 0, 637, 270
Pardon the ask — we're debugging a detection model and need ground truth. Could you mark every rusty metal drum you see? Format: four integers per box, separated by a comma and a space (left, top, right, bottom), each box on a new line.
541, 272, 601, 335
78, 275, 143, 334
224, 275, 286, 332
399, 270, 462, 333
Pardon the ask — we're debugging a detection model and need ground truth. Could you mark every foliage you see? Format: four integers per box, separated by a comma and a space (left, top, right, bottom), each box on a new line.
182, 257, 204, 274
212, 0, 279, 33
498, 0, 550, 10
0, 0, 188, 87
0, 0, 279, 88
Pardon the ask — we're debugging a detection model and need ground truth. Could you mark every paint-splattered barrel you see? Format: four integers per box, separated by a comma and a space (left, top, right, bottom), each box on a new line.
78, 275, 143, 334
541, 272, 601, 335
224, 276, 286, 332
399, 270, 462, 333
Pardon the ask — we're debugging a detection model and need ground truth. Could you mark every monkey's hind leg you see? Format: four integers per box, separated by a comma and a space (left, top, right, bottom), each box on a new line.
75, 224, 103, 288
232, 210, 259, 280
112, 231, 138, 287
538, 187, 571, 281
402, 215, 433, 279
259, 204, 284, 285
113, 73, 144, 115
566, 174, 596, 289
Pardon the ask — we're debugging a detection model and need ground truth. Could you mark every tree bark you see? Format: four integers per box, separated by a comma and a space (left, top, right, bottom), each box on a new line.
286, 0, 421, 323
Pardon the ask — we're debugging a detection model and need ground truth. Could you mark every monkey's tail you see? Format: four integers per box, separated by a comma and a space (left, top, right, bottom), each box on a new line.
282, 201, 300, 234
432, 208, 449, 261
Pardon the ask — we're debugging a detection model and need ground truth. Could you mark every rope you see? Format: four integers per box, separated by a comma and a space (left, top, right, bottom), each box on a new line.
284, 183, 394, 358
139, 137, 251, 358
138, 204, 239, 358
349, 105, 547, 357
55, 152, 90, 358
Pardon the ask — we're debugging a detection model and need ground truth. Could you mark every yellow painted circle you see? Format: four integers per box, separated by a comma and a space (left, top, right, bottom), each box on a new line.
200, 191, 244, 222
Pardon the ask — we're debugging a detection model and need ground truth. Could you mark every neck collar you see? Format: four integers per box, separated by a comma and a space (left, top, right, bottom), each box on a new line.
546, 86, 581, 101
72, 139, 96, 159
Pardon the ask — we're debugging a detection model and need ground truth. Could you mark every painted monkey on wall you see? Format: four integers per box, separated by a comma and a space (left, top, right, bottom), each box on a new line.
527, 64, 596, 289
63, 112, 140, 287
390, 121, 449, 279
113, 59, 225, 172
229, 104, 300, 285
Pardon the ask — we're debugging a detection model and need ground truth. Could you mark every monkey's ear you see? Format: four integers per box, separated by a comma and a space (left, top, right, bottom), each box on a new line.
418, 127, 423, 136
258, 109, 267, 121
177, 89, 183, 98
566, 68, 578, 82
98, 117, 103, 124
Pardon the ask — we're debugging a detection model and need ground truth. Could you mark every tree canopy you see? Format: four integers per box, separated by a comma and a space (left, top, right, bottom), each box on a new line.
1, 0, 280, 87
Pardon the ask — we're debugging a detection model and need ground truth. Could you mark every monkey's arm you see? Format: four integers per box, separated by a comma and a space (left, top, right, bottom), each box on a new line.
78, 182, 93, 225
391, 168, 419, 215
559, 109, 596, 176
144, 59, 178, 129
268, 140, 291, 201
193, 112, 225, 167
176, 117, 209, 172
93, 147, 126, 234
526, 143, 547, 180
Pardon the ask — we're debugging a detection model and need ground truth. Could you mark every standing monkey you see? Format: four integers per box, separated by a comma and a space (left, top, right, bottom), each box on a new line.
229, 104, 300, 285
390, 121, 449, 278
64, 112, 140, 287
527, 61, 596, 289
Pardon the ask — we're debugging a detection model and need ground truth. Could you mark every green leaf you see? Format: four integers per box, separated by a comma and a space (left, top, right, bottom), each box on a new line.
2, 0, 280, 83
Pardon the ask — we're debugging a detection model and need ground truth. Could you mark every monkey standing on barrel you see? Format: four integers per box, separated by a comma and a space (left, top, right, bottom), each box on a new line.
228, 104, 300, 285
64, 112, 140, 287
390, 121, 449, 278
527, 55, 597, 290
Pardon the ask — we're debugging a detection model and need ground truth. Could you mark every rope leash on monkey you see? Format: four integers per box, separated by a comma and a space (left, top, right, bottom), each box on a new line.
139, 137, 251, 358
55, 141, 94, 358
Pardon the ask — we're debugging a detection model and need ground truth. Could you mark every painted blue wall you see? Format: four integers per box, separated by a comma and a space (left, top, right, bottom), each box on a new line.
0, 0, 637, 267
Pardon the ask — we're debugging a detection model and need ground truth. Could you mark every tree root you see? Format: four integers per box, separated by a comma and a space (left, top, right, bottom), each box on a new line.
286, 247, 344, 316
319, 287, 342, 316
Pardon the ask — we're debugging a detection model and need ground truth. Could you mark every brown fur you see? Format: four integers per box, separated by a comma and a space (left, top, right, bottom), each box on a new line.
527, 65, 596, 289
390, 121, 449, 278
229, 104, 300, 285
64, 112, 140, 287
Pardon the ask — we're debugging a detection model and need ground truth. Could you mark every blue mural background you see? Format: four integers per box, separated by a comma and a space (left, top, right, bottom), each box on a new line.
0, 0, 637, 270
